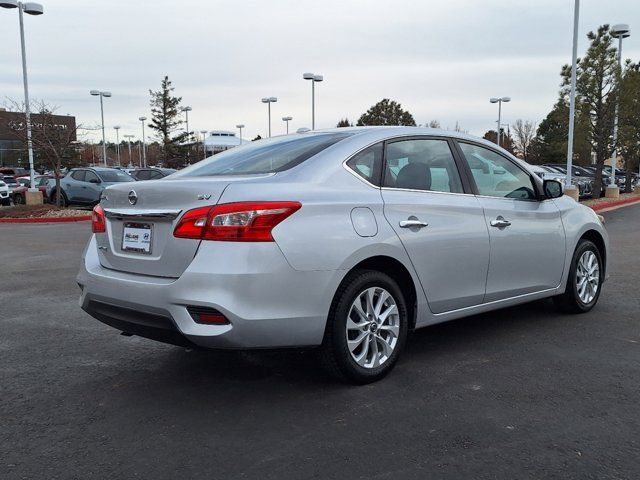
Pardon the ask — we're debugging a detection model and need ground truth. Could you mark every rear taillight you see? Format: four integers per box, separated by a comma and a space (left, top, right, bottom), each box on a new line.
173, 201, 301, 242
92, 205, 106, 233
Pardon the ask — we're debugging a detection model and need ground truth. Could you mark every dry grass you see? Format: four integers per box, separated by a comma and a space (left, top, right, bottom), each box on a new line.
0, 205, 88, 219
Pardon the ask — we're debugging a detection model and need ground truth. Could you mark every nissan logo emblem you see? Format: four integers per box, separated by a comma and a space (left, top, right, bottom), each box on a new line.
128, 190, 138, 205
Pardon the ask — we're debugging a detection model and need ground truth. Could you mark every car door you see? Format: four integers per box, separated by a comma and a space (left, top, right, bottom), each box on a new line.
84, 170, 105, 203
65, 170, 86, 201
380, 137, 490, 314
456, 141, 566, 302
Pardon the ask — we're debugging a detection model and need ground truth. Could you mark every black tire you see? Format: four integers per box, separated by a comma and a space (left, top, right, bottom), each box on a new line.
1, 198, 9, 206
318, 269, 408, 384
13, 193, 24, 205
553, 239, 603, 314
51, 190, 68, 207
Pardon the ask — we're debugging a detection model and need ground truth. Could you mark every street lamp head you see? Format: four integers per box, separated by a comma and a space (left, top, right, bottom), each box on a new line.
200, 130, 207, 134
501, 96, 511, 102
101, 91, 112, 97
490, 98, 499, 103
282, 116, 292, 121
313, 75, 323, 82
261, 98, 269, 103
139, 116, 147, 121
0, 1, 19, 9
90, 90, 100, 96
181, 106, 192, 112
113, 125, 120, 130
611, 24, 631, 38
236, 124, 245, 128
303, 72, 315, 80
23, 2, 43, 15
269, 97, 277, 102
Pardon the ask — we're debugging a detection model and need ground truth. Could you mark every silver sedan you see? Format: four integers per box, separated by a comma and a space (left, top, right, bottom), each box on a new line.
77, 127, 609, 383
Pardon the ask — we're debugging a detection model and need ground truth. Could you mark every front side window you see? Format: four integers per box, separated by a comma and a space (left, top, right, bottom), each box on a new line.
98, 170, 135, 183
84, 171, 100, 183
176, 133, 351, 177
71, 170, 85, 182
383, 139, 463, 193
346, 143, 383, 185
458, 142, 536, 200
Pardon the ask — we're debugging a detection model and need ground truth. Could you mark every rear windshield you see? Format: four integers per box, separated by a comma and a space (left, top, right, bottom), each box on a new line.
98, 170, 135, 183
177, 133, 351, 177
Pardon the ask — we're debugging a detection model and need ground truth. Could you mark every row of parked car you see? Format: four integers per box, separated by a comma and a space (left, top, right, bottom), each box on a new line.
0, 166, 176, 206
529, 164, 639, 198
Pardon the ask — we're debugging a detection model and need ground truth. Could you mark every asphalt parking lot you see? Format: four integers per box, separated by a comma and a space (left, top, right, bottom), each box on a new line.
1, 204, 639, 480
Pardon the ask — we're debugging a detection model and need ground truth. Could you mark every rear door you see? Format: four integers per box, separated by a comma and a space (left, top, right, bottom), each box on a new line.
84, 170, 103, 203
456, 141, 566, 302
380, 137, 490, 314
66, 170, 85, 201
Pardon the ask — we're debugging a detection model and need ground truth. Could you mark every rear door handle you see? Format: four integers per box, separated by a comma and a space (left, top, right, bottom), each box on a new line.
399, 219, 429, 229
490, 216, 511, 228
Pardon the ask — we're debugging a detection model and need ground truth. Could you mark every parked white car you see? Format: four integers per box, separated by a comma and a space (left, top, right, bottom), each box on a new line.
0, 180, 10, 206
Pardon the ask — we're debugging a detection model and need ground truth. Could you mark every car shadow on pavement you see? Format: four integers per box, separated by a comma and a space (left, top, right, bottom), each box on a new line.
101, 297, 567, 392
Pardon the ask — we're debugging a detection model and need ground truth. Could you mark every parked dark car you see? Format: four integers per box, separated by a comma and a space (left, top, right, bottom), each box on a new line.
46, 167, 135, 206
0, 167, 29, 177
130, 167, 176, 181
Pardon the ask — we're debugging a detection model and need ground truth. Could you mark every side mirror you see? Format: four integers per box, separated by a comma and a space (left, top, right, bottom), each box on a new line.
543, 179, 563, 199
89, 178, 101, 184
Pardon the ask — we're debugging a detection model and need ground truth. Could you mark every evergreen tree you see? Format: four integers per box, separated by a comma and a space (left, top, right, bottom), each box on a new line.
356, 99, 416, 126
618, 62, 640, 192
148, 76, 187, 167
561, 25, 620, 196
482, 129, 515, 155
336, 118, 352, 127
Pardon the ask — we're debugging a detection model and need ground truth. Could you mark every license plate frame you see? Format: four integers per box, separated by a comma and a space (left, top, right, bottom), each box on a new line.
121, 222, 153, 255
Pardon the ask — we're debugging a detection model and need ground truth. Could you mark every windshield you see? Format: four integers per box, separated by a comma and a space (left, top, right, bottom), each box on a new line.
98, 170, 135, 183
177, 133, 351, 177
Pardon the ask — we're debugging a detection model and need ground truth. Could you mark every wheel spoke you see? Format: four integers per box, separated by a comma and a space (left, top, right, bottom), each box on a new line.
347, 331, 368, 353
369, 336, 380, 368
379, 323, 399, 339
354, 334, 370, 365
376, 335, 393, 358
374, 290, 390, 316
378, 304, 398, 324
365, 288, 376, 317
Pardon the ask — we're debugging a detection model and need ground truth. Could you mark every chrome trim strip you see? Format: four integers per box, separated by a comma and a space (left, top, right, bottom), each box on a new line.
104, 208, 182, 220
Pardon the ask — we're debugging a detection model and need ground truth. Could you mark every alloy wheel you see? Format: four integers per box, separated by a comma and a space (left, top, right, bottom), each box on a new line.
345, 287, 400, 369
576, 250, 600, 304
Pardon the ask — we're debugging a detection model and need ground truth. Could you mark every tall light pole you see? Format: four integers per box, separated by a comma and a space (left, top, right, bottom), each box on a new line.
282, 116, 292, 134
608, 23, 631, 193
123, 134, 134, 167
303, 73, 323, 130
489, 97, 510, 147
236, 124, 244, 145
181, 106, 192, 163
565, 0, 580, 197
138, 116, 147, 167
200, 130, 208, 159
90, 90, 111, 166
261, 97, 277, 137
113, 125, 121, 166
1, 0, 44, 202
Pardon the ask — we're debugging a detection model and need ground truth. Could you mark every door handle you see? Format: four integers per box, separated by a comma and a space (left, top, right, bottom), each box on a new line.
490, 216, 511, 228
399, 219, 429, 229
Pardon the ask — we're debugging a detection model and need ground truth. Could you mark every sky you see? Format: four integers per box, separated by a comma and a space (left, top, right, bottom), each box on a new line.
1, 0, 639, 144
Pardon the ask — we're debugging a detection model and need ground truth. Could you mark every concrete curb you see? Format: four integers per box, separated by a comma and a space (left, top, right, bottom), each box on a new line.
0, 215, 91, 224
589, 196, 640, 213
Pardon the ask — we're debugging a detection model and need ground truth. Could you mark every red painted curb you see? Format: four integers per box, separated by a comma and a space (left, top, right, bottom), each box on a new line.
590, 197, 640, 212
0, 215, 91, 224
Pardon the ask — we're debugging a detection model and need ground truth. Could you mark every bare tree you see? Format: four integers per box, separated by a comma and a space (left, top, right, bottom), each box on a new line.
512, 119, 537, 161
6, 99, 84, 206
428, 119, 441, 128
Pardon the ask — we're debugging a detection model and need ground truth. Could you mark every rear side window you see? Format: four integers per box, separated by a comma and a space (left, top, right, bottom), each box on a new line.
383, 139, 463, 193
346, 143, 383, 185
177, 133, 351, 177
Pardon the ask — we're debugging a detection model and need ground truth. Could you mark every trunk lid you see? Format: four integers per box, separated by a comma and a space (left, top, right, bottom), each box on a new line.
95, 176, 265, 277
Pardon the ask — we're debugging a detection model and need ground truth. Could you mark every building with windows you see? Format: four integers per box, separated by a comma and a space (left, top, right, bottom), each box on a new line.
0, 108, 77, 167
203, 130, 248, 156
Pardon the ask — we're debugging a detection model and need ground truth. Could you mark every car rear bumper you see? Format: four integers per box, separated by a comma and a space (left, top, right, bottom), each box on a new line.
77, 236, 342, 349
